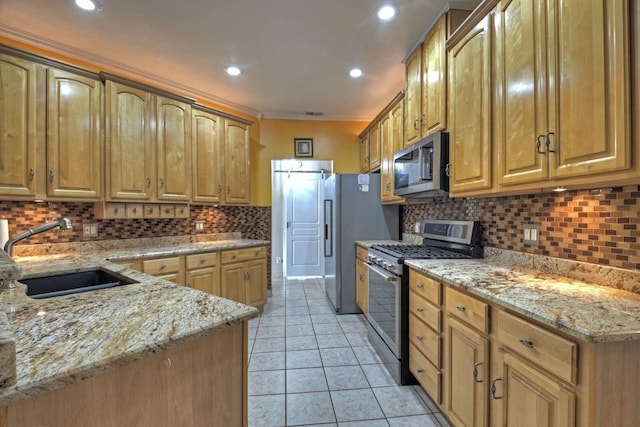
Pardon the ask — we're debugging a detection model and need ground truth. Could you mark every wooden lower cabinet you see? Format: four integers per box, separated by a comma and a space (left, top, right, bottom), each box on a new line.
221, 247, 268, 310
446, 316, 489, 427
355, 245, 368, 315
1, 323, 249, 426
142, 255, 185, 285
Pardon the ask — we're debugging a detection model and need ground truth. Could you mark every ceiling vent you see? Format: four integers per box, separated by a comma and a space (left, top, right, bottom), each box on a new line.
305, 112, 324, 116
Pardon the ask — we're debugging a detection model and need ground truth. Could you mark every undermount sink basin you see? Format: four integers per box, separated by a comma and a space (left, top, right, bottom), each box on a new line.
21, 270, 137, 299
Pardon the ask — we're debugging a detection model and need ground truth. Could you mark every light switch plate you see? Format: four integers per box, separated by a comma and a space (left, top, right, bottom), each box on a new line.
83, 223, 98, 238
194, 221, 205, 233
523, 223, 540, 246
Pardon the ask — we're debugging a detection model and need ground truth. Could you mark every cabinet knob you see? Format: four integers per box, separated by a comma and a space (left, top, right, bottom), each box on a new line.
49, 169, 54, 183
417, 368, 424, 374
417, 284, 424, 289
226, 185, 230, 194
160, 264, 166, 270
159, 178, 164, 189
218, 184, 223, 194
113, 208, 119, 214
518, 338, 534, 349
132, 207, 137, 214
416, 335, 423, 341
416, 308, 424, 313
163, 358, 172, 367
146, 177, 151, 188
28, 168, 35, 182
200, 259, 205, 264
456, 306, 466, 312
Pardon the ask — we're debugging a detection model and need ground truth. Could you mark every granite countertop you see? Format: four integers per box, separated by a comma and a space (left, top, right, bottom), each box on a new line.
0, 236, 268, 407
405, 258, 640, 343
355, 240, 405, 248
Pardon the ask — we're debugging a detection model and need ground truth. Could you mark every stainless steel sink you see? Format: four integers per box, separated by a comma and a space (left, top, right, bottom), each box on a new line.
21, 270, 137, 299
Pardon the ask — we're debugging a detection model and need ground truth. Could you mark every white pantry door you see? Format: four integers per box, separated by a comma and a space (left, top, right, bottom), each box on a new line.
285, 172, 324, 277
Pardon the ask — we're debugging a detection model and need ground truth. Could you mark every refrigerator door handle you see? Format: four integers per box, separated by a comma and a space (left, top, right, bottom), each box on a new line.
324, 199, 333, 257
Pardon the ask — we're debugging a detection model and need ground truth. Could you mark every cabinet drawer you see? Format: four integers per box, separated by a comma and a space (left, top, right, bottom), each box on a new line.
105, 203, 126, 219
498, 310, 578, 384
159, 205, 175, 218
126, 203, 144, 219
409, 269, 441, 305
409, 313, 441, 368
221, 246, 266, 264
410, 290, 441, 332
409, 342, 441, 404
356, 245, 368, 261
186, 252, 218, 270
144, 204, 160, 218
446, 287, 489, 333
175, 205, 189, 218
143, 256, 181, 275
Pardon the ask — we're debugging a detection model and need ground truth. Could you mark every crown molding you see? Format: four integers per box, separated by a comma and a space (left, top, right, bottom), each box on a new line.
260, 112, 372, 122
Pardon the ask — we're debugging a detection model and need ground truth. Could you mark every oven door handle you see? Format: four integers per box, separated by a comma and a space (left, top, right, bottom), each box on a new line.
366, 263, 399, 283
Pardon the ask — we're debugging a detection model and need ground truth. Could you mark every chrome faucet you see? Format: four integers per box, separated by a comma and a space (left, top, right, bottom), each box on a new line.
3, 218, 73, 257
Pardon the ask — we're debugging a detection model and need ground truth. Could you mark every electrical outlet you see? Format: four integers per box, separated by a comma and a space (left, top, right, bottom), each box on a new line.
194, 221, 205, 233
276, 256, 283, 264
83, 223, 98, 238
414, 222, 421, 233
523, 223, 540, 246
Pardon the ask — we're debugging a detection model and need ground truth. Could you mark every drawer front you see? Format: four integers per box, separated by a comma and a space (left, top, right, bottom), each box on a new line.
143, 256, 181, 275
409, 313, 441, 368
144, 204, 160, 218
175, 205, 189, 218
186, 252, 218, 270
356, 245, 368, 261
410, 290, 441, 332
409, 269, 441, 305
159, 205, 175, 218
126, 203, 144, 219
221, 246, 266, 264
446, 287, 489, 333
409, 342, 441, 404
105, 203, 126, 219
498, 310, 577, 384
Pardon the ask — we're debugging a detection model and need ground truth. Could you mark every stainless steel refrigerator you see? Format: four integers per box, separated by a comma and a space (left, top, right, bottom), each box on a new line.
323, 173, 399, 314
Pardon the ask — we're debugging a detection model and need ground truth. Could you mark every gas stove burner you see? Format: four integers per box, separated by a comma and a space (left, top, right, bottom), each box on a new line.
374, 244, 469, 260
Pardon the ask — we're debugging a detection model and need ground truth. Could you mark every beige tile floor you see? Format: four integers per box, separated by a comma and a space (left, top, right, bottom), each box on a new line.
248, 277, 451, 427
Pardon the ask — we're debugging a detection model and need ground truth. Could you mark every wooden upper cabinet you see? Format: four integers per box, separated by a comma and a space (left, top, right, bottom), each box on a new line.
0, 53, 43, 198
359, 133, 370, 172
105, 81, 155, 201
381, 98, 404, 204
47, 68, 103, 199
448, 13, 493, 195
496, 0, 631, 187
368, 122, 381, 171
224, 119, 250, 204
404, 46, 423, 147
549, 0, 630, 179
192, 108, 223, 204
422, 14, 447, 135
157, 97, 191, 202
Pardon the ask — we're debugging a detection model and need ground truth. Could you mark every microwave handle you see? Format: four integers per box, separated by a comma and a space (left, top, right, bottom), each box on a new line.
418, 147, 433, 181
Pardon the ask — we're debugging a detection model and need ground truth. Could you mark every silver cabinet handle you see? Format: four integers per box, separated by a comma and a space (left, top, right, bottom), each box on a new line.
445, 163, 451, 177
417, 284, 424, 289
159, 178, 164, 189
491, 378, 503, 399
416, 308, 424, 312
146, 177, 151, 188
545, 132, 556, 153
473, 362, 483, 383
456, 306, 466, 312
227, 185, 230, 194
163, 358, 172, 367
49, 169, 54, 183
536, 134, 546, 154
417, 368, 424, 373
28, 168, 35, 182
416, 335, 423, 341
519, 339, 534, 349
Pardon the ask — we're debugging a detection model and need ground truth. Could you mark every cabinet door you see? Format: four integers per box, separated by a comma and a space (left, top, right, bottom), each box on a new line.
405, 46, 423, 146
380, 114, 393, 201
224, 119, 250, 204
499, 352, 575, 427
220, 263, 245, 304
368, 122, 380, 171
422, 14, 447, 134
47, 68, 102, 199
355, 259, 368, 314
157, 97, 191, 201
449, 14, 493, 194
245, 259, 267, 308
446, 316, 489, 427
549, 0, 630, 179
495, 0, 549, 186
186, 266, 220, 296
0, 54, 43, 198
105, 81, 155, 200
192, 109, 223, 203
359, 134, 370, 172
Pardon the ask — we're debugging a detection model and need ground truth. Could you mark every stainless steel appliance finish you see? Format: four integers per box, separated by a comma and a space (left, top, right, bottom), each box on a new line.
366, 219, 482, 385
323, 173, 400, 314
393, 132, 449, 198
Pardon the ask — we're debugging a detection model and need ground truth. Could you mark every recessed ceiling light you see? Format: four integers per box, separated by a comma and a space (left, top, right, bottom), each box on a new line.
349, 68, 363, 78
225, 66, 242, 76
378, 5, 396, 21
75, 0, 102, 11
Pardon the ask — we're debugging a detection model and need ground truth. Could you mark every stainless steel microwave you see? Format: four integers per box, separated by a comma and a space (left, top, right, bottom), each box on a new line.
393, 132, 449, 198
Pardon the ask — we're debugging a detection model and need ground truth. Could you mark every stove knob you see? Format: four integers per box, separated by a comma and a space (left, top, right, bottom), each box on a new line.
383, 262, 394, 270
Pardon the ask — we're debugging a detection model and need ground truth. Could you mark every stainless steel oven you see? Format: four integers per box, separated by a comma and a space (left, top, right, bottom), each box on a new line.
366, 263, 401, 358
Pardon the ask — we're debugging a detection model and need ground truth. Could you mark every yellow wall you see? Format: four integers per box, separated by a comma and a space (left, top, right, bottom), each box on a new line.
251, 119, 368, 206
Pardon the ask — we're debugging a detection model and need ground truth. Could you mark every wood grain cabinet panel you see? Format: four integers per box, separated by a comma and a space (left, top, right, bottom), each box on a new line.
191, 108, 223, 203
0, 53, 43, 199
46, 68, 103, 200
422, 14, 447, 134
380, 98, 405, 204
221, 247, 267, 310
359, 133, 370, 172
404, 46, 423, 147
223, 119, 250, 205
156, 97, 191, 202
368, 122, 380, 171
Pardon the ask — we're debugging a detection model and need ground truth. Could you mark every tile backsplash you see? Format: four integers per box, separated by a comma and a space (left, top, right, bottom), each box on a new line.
403, 185, 640, 271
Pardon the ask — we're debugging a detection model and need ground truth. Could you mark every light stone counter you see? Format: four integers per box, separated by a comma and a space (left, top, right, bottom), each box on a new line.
355, 240, 406, 248
405, 258, 640, 343
0, 236, 267, 407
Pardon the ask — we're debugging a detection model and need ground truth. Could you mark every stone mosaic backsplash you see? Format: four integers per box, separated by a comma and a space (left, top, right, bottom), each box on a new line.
403, 185, 640, 271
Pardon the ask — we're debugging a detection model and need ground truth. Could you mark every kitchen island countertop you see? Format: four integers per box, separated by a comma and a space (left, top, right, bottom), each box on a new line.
0, 237, 268, 407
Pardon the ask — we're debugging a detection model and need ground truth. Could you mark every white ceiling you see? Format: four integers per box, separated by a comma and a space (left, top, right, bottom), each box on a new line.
0, 0, 479, 121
